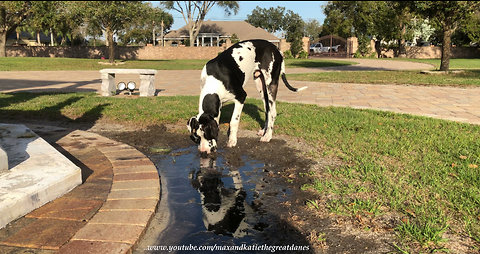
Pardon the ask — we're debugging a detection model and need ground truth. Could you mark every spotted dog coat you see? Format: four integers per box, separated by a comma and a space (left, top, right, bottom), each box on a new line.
188, 39, 307, 154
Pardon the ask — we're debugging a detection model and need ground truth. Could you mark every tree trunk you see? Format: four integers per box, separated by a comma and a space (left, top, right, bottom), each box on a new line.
152, 21, 156, 46
398, 22, 407, 58
106, 27, 115, 63
160, 20, 164, 47
440, 24, 454, 72
189, 24, 195, 47
37, 32, 41, 45
50, 28, 54, 46
0, 31, 7, 57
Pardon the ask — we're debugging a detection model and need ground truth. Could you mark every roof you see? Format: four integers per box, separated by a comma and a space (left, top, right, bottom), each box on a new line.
165, 20, 280, 41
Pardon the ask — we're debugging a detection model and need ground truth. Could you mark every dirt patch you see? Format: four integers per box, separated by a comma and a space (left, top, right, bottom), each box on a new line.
99, 123, 396, 253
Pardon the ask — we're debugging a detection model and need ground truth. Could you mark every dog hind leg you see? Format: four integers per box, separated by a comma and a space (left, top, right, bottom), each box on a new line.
260, 78, 278, 142
256, 70, 278, 142
254, 71, 267, 136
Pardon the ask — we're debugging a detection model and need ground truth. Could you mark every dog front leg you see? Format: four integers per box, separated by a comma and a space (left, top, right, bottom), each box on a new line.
227, 100, 244, 147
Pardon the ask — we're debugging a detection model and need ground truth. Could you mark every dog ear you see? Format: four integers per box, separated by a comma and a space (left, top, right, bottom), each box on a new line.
187, 117, 201, 144
187, 117, 199, 132
201, 115, 218, 141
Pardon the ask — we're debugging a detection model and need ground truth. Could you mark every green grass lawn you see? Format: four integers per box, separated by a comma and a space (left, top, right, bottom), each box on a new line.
0, 57, 356, 71
1, 92, 479, 252
288, 70, 480, 87
384, 58, 480, 70
0, 57, 208, 71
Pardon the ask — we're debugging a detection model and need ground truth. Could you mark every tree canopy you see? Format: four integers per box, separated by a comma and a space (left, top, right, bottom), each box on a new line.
321, 1, 480, 69
246, 6, 306, 57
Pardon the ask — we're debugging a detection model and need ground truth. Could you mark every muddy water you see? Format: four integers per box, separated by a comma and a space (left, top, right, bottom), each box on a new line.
135, 146, 312, 253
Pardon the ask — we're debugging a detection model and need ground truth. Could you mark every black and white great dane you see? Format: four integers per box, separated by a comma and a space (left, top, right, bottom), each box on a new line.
187, 39, 307, 154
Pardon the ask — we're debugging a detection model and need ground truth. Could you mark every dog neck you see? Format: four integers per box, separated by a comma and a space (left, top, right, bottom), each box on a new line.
199, 93, 221, 119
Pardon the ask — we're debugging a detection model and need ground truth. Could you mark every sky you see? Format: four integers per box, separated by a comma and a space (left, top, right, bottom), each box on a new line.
155, 1, 327, 31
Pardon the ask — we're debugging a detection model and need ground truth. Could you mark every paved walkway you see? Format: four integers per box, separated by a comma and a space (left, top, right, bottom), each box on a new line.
0, 58, 479, 125
0, 126, 159, 253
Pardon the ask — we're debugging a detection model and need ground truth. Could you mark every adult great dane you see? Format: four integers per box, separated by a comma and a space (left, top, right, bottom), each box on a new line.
188, 39, 307, 154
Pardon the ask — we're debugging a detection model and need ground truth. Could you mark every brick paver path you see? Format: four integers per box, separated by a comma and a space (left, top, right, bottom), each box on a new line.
0, 126, 159, 253
1, 59, 479, 125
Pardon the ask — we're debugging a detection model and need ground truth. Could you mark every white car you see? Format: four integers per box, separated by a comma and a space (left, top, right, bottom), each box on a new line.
309, 43, 340, 53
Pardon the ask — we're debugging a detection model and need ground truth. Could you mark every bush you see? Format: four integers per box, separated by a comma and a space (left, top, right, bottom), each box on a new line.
298, 50, 309, 59
283, 50, 294, 59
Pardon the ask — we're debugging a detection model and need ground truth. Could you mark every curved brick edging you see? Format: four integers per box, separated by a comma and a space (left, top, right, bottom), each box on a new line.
57, 130, 160, 254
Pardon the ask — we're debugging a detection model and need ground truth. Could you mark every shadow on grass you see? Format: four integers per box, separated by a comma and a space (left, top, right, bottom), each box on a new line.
287, 60, 355, 68
220, 103, 265, 128
0, 92, 109, 182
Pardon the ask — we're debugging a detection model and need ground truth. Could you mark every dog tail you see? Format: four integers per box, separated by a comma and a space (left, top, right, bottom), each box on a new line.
281, 73, 308, 92
281, 61, 307, 92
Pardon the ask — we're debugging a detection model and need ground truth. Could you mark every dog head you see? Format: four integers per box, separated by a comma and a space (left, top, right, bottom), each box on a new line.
187, 114, 218, 154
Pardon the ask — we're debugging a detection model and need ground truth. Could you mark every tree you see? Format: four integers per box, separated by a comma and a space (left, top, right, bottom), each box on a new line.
304, 19, 322, 42
0, 1, 32, 57
246, 6, 305, 57
283, 10, 305, 57
415, 1, 480, 71
119, 2, 173, 46
321, 1, 416, 57
321, 1, 376, 56
162, 1, 239, 47
51, 1, 85, 46
79, 1, 143, 62
246, 6, 286, 34
28, 1, 56, 45
463, 11, 480, 46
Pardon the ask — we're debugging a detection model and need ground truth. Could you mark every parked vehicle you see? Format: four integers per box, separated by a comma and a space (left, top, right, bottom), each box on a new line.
309, 43, 340, 53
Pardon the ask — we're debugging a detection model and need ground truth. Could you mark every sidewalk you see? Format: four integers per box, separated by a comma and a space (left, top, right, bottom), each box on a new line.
0, 58, 479, 125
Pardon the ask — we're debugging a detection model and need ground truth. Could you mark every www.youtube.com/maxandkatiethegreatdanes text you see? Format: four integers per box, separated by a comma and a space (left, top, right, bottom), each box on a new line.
145, 244, 310, 252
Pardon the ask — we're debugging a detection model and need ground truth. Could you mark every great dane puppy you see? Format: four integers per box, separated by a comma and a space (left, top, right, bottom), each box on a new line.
188, 39, 307, 154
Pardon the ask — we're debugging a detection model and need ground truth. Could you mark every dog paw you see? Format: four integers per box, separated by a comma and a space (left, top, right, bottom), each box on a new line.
260, 133, 272, 142
227, 139, 237, 147
257, 129, 265, 136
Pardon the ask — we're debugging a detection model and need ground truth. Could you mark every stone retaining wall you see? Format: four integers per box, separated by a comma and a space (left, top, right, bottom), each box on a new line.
7, 43, 479, 60
6, 45, 226, 60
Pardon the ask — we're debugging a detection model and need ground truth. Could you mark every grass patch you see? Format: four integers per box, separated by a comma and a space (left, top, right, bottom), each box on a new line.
288, 70, 480, 87
0, 57, 208, 71
383, 58, 480, 70
1, 92, 480, 252
0, 57, 355, 71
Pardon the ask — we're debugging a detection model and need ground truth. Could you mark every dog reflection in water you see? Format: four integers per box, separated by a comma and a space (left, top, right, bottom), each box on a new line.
189, 157, 258, 237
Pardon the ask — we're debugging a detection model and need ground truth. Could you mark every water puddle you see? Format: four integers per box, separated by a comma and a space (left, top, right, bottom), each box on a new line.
136, 146, 311, 253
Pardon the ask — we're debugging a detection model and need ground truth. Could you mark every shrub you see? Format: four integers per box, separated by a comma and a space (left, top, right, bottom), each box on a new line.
298, 50, 309, 59
283, 50, 294, 59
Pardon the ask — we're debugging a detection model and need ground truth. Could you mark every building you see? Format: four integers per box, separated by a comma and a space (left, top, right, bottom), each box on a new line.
163, 20, 281, 47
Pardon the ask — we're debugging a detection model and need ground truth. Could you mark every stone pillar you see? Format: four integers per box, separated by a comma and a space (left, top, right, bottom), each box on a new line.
347, 37, 358, 58
139, 74, 155, 97
302, 37, 310, 54
101, 72, 116, 96
279, 39, 290, 53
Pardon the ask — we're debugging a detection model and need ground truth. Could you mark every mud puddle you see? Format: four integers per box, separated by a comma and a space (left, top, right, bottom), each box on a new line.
135, 146, 313, 253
